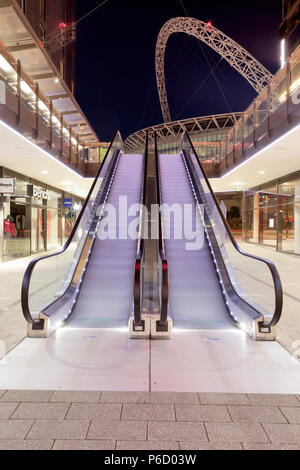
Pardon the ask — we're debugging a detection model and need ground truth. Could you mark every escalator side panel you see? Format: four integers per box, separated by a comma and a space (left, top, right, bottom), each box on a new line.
70, 154, 144, 328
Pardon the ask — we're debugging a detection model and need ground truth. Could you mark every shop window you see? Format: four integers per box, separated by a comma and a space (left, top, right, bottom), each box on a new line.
278, 178, 300, 254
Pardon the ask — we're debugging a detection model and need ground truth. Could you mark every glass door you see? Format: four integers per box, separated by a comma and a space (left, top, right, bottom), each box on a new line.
37, 208, 46, 253
31, 207, 38, 253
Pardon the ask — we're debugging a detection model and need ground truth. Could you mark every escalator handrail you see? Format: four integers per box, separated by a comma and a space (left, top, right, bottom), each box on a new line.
133, 132, 149, 326
21, 130, 123, 325
182, 131, 283, 328
154, 133, 169, 327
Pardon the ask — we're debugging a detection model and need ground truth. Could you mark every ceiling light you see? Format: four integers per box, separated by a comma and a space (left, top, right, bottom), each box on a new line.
0, 55, 15, 74
41, 170, 48, 175
259, 171, 265, 175
20, 80, 33, 95
55, 78, 59, 84
38, 100, 49, 113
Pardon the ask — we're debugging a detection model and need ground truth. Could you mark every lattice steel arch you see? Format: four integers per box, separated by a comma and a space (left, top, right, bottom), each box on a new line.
124, 112, 242, 152
156, 17, 274, 122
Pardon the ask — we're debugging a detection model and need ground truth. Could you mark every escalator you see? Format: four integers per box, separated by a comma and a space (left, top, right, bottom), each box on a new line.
154, 132, 283, 340
21, 132, 148, 337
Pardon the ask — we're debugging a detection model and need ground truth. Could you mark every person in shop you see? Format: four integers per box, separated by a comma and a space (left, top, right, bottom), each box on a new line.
4, 215, 16, 238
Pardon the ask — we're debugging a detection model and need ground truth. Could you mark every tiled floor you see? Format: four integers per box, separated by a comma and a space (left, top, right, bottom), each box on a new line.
238, 243, 300, 357
0, 391, 300, 450
1, 328, 300, 393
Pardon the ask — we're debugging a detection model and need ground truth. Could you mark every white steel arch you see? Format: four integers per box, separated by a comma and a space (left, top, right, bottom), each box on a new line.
156, 17, 274, 122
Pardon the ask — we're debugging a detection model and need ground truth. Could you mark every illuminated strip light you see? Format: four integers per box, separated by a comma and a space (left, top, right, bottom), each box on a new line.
281, 39, 286, 70
220, 121, 300, 180
279, 77, 300, 103
0, 54, 15, 74
0, 118, 86, 179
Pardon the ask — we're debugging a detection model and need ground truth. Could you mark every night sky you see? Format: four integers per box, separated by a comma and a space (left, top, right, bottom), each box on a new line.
76, 0, 282, 141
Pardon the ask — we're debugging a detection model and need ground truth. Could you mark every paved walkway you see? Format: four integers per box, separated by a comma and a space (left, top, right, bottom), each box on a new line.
0, 391, 300, 450
238, 243, 300, 358
0, 251, 59, 358
0, 257, 29, 357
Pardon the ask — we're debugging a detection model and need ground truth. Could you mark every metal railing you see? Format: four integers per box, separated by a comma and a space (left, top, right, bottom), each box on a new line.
133, 131, 149, 330
154, 132, 169, 331
0, 40, 105, 171
217, 44, 300, 165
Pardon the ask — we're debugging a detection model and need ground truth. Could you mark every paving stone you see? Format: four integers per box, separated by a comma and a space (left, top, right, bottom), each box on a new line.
150, 392, 199, 405
88, 420, 147, 441
228, 406, 287, 424
199, 393, 250, 406
180, 442, 243, 450
12, 403, 70, 420
1, 390, 53, 403
176, 405, 231, 422
27, 420, 90, 440
148, 422, 207, 442
0, 403, 19, 420
263, 424, 300, 444
53, 440, 116, 450
122, 404, 175, 421
248, 394, 300, 407
100, 392, 149, 404
0, 440, 53, 450
243, 443, 300, 451
280, 407, 300, 424
117, 441, 180, 450
205, 422, 269, 443
50, 391, 101, 403
0, 420, 34, 440
66, 403, 121, 420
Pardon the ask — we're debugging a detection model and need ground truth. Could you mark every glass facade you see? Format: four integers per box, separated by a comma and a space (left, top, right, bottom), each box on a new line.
0, 169, 82, 262
244, 173, 300, 255
131, 130, 228, 163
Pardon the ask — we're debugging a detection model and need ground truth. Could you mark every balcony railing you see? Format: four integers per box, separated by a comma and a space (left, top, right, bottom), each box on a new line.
0, 40, 107, 175
217, 44, 300, 168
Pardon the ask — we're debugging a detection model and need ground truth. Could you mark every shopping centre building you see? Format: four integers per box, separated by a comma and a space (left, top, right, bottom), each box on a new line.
0, 0, 108, 262
0, 1, 300, 452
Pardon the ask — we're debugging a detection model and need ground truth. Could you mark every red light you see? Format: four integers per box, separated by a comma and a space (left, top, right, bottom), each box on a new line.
58, 22, 67, 29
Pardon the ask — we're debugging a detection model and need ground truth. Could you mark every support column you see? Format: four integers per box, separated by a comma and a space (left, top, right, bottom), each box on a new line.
294, 183, 300, 254
253, 192, 260, 243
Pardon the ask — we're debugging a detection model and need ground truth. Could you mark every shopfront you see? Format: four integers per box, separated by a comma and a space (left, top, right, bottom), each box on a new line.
243, 172, 300, 255
216, 191, 243, 242
0, 168, 82, 262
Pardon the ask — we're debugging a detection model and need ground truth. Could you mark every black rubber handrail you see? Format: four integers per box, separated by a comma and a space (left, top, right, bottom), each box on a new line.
154, 133, 169, 328
133, 131, 149, 328
182, 131, 283, 328
21, 131, 122, 326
